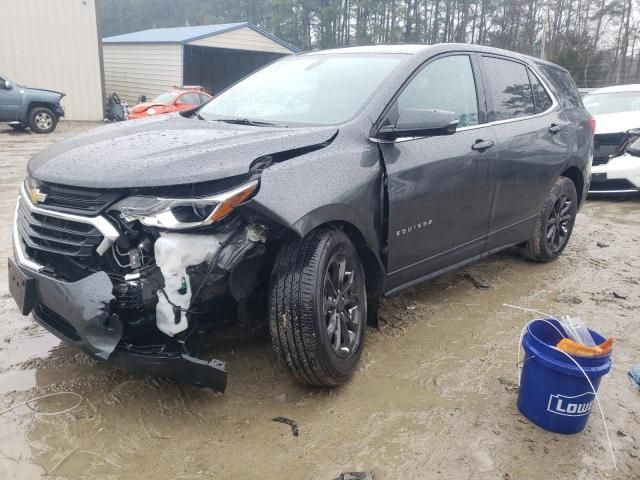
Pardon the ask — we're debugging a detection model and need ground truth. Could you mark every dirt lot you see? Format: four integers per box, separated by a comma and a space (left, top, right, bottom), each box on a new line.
0, 122, 638, 480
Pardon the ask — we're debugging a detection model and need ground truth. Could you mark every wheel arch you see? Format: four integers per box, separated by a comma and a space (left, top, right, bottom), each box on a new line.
560, 166, 585, 208
289, 213, 385, 327
25, 101, 59, 120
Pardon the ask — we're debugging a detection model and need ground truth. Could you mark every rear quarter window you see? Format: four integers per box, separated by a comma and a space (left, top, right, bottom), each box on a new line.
536, 64, 582, 109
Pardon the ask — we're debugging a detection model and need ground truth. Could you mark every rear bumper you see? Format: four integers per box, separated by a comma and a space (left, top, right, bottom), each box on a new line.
8, 254, 227, 392
54, 104, 65, 118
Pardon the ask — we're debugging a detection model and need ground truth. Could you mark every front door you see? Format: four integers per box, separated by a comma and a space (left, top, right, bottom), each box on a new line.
0, 77, 23, 122
379, 54, 497, 291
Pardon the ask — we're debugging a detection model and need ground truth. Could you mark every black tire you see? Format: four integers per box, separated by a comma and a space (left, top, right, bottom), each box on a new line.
28, 107, 58, 134
9, 124, 26, 131
269, 227, 367, 387
518, 176, 577, 262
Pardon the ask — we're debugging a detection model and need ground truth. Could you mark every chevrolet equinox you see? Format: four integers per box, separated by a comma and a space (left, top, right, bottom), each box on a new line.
9, 44, 593, 392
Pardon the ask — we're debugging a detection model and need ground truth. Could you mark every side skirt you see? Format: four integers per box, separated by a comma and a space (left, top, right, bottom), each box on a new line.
383, 243, 517, 297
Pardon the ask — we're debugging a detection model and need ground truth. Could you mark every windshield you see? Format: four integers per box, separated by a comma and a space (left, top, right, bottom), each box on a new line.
199, 54, 403, 125
583, 91, 640, 115
152, 92, 179, 104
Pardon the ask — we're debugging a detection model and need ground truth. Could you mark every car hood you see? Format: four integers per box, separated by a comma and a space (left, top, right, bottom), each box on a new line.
24, 86, 64, 98
28, 114, 338, 188
593, 111, 640, 135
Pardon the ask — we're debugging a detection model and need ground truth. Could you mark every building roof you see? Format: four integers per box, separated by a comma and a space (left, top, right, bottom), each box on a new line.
103, 22, 299, 52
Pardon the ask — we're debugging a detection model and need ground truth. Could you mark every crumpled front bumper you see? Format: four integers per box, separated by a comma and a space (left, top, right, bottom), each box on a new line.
8, 255, 228, 392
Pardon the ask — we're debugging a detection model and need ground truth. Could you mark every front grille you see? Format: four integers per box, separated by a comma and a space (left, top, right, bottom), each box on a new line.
34, 303, 81, 341
593, 133, 625, 166
17, 199, 104, 258
34, 183, 121, 215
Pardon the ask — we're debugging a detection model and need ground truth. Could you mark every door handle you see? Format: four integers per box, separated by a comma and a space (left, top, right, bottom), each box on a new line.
549, 123, 562, 134
471, 139, 495, 151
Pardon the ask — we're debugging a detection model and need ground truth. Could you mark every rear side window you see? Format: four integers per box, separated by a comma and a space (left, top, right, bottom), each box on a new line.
396, 55, 479, 127
482, 56, 535, 121
537, 64, 582, 109
528, 70, 553, 113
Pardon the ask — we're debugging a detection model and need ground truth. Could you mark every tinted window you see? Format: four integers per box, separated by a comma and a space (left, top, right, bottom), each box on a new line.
396, 55, 479, 127
528, 70, 553, 113
537, 64, 582, 109
178, 93, 201, 105
483, 57, 534, 121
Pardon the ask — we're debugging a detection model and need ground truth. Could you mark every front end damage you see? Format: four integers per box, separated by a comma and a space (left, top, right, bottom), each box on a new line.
9, 178, 276, 393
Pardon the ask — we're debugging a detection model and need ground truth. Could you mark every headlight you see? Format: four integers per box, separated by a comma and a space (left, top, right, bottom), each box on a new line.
113, 180, 258, 230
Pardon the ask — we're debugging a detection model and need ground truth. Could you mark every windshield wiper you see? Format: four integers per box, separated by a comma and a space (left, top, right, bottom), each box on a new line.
213, 118, 278, 127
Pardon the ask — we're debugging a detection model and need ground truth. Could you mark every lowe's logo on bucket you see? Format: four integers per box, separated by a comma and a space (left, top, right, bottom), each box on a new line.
547, 392, 595, 417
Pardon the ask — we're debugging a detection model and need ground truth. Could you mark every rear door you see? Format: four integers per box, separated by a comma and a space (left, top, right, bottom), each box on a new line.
379, 53, 497, 291
479, 55, 570, 248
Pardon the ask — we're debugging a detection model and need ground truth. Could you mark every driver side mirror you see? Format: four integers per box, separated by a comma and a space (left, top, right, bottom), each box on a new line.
378, 108, 459, 140
1, 80, 10, 90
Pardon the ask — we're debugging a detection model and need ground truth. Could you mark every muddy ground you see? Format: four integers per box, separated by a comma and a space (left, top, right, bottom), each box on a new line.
0, 122, 638, 480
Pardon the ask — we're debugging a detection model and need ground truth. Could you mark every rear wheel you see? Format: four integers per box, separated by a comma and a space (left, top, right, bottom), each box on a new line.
269, 228, 366, 387
518, 177, 577, 262
29, 107, 58, 134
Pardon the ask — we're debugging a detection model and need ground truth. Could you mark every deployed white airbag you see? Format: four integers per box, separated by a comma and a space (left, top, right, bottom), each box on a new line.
154, 232, 227, 336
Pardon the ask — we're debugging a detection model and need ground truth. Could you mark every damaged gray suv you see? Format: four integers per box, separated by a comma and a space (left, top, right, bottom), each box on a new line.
9, 44, 592, 392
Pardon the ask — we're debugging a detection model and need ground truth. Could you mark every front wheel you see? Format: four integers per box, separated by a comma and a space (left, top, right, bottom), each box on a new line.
29, 107, 58, 134
269, 227, 366, 387
518, 176, 578, 262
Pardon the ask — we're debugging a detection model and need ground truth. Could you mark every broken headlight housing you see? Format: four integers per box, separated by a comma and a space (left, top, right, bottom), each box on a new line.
113, 180, 258, 230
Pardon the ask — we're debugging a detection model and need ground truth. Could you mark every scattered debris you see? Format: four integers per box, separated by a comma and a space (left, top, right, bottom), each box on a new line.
498, 376, 519, 392
596, 241, 610, 248
462, 273, 490, 289
272, 416, 299, 437
332, 473, 375, 480
556, 293, 583, 305
628, 364, 640, 390
612, 291, 627, 300
617, 430, 627, 437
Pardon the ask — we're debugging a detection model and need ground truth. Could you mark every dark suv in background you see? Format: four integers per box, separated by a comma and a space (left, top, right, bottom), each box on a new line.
9, 44, 592, 392
0, 74, 65, 133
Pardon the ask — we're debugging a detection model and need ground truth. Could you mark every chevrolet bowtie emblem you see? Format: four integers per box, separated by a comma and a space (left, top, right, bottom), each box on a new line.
29, 187, 47, 204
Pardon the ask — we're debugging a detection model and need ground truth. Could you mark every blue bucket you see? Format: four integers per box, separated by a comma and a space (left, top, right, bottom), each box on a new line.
517, 319, 612, 434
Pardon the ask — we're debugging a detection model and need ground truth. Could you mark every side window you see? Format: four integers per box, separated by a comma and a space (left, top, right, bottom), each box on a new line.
528, 69, 553, 113
177, 93, 200, 105
395, 55, 479, 127
199, 94, 210, 104
537, 64, 583, 109
483, 57, 535, 121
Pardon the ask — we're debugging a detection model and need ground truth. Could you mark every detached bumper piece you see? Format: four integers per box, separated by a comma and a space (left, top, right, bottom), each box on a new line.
111, 348, 227, 392
8, 256, 228, 393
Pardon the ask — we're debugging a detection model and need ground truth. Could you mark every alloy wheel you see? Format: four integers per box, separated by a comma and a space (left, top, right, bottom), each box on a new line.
323, 252, 363, 358
34, 112, 53, 130
546, 194, 572, 253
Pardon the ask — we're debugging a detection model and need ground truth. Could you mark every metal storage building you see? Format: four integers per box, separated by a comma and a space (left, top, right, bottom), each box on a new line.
102, 23, 299, 104
0, 0, 104, 121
